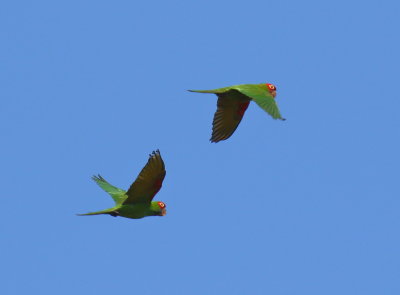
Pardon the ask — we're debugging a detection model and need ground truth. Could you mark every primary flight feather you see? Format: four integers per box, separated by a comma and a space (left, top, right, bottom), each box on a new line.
188, 83, 285, 142
77, 150, 167, 219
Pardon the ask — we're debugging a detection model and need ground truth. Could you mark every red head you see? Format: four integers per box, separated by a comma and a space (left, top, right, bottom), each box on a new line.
266, 83, 277, 98
157, 201, 167, 216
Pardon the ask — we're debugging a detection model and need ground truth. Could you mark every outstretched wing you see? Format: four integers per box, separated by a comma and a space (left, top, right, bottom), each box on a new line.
92, 175, 127, 205
251, 95, 284, 119
188, 88, 251, 142
123, 150, 166, 205
211, 90, 250, 142
234, 85, 285, 120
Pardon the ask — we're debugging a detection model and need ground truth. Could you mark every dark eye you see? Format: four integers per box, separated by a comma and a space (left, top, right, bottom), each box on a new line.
268, 84, 276, 90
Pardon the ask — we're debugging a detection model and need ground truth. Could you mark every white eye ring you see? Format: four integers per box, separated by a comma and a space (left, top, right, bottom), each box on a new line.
268, 84, 276, 90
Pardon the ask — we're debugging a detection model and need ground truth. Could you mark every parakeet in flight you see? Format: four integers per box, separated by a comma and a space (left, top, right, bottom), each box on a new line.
188, 83, 285, 142
77, 150, 167, 219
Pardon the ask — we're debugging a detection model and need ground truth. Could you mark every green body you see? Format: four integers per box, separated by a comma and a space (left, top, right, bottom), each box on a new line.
78, 190, 163, 219
118, 202, 164, 218
78, 150, 167, 219
189, 83, 285, 142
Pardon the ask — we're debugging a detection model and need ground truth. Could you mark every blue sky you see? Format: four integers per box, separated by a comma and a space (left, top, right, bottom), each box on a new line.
1, 0, 399, 294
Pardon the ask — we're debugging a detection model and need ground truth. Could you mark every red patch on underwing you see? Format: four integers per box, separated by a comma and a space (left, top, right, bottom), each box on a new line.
154, 178, 163, 189
237, 102, 250, 117
151, 178, 163, 198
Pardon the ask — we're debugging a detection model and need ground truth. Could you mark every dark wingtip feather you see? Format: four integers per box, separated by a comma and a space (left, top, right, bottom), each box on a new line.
149, 150, 162, 161
92, 174, 105, 182
151, 149, 161, 157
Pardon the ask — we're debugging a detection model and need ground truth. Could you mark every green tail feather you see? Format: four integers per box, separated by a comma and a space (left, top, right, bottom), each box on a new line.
188, 89, 217, 93
77, 207, 118, 216
188, 88, 229, 94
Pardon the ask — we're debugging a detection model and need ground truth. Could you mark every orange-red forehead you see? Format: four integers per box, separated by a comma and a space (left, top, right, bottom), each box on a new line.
157, 201, 166, 209
266, 83, 276, 90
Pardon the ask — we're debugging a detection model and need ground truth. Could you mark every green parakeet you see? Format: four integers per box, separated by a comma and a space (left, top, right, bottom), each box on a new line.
77, 150, 167, 219
189, 83, 285, 142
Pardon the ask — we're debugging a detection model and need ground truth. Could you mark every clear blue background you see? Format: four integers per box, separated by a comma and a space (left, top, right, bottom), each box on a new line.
1, 0, 399, 294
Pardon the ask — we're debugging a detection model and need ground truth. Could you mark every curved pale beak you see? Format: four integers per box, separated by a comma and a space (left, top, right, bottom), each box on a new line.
161, 208, 167, 216
271, 90, 276, 98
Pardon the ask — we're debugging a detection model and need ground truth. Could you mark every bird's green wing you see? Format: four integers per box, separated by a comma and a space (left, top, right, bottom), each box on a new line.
233, 84, 285, 120
123, 150, 166, 205
92, 175, 127, 205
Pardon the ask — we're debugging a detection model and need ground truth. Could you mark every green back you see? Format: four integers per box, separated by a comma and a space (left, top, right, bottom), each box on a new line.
231, 84, 285, 120
189, 83, 285, 120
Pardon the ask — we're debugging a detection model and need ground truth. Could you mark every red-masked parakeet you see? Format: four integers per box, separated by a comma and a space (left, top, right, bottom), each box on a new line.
78, 150, 167, 219
188, 83, 285, 142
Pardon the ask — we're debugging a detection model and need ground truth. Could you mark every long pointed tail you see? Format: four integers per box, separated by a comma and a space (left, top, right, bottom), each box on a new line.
76, 207, 118, 217
188, 89, 219, 93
